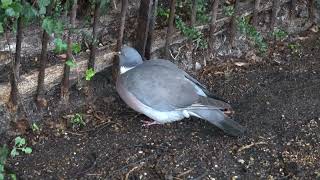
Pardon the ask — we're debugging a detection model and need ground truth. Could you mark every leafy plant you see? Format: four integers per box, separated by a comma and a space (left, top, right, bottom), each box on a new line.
10, 137, 32, 158
0, 145, 9, 180
175, 16, 207, 49
65, 59, 77, 68
54, 38, 81, 55
288, 43, 302, 57
70, 113, 86, 129
31, 123, 40, 133
272, 28, 288, 41
223, 5, 235, 17
237, 16, 268, 54
85, 68, 96, 81
194, 0, 209, 23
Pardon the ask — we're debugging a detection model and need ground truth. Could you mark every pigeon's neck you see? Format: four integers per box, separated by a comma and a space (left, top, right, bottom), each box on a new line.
120, 66, 135, 74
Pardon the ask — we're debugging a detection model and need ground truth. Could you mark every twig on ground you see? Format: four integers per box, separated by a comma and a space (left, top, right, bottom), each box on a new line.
125, 166, 141, 180
238, 141, 267, 152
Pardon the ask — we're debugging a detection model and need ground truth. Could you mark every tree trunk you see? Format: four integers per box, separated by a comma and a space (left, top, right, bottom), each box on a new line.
112, 0, 128, 82
61, 0, 78, 103
164, 0, 176, 58
88, 0, 100, 70
230, 0, 240, 48
252, 0, 261, 26
209, 0, 219, 51
270, 0, 280, 31
8, 16, 23, 111
190, 0, 197, 26
36, 0, 55, 107
135, 0, 153, 58
145, 0, 158, 60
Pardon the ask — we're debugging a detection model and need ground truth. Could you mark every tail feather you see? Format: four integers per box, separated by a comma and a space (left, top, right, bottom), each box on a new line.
189, 108, 246, 137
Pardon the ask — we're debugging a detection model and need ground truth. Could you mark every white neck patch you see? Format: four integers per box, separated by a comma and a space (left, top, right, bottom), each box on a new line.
120, 66, 134, 74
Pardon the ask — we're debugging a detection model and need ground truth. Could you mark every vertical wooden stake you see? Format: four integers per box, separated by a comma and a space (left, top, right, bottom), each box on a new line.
190, 0, 197, 26
270, 0, 280, 31
230, 0, 240, 48
61, 0, 78, 104
164, 0, 177, 58
113, 0, 128, 82
135, 0, 153, 58
209, 0, 219, 52
145, 0, 158, 60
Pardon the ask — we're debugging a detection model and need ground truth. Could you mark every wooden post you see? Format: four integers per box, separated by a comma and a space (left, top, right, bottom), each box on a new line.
230, 0, 240, 48
36, 0, 55, 107
145, 0, 158, 60
112, 0, 128, 82
135, 0, 153, 59
61, 0, 78, 103
209, 0, 219, 52
8, 16, 23, 111
164, 0, 176, 58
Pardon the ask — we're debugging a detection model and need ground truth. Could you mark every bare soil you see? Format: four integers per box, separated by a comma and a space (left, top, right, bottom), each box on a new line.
0, 31, 320, 179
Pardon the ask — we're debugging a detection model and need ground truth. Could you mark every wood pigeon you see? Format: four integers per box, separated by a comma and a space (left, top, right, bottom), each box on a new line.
116, 46, 246, 136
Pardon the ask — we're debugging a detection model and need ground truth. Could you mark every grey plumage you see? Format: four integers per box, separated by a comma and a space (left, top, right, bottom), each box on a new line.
116, 46, 246, 136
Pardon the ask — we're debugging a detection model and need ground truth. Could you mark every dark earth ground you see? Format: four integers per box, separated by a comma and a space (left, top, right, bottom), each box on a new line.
1, 31, 320, 179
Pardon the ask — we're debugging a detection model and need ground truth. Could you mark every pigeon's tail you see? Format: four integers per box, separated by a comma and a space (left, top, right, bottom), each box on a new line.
187, 97, 246, 137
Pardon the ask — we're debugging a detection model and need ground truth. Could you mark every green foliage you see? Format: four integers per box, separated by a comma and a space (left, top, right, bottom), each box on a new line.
194, 0, 209, 23
70, 113, 85, 129
54, 38, 68, 54
65, 59, 77, 68
41, 17, 64, 35
31, 123, 40, 133
157, 6, 170, 19
272, 28, 288, 41
223, 5, 234, 17
176, 16, 207, 49
72, 43, 81, 54
0, 145, 9, 180
237, 16, 268, 54
10, 137, 32, 158
288, 43, 302, 57
85, 68, 96, 81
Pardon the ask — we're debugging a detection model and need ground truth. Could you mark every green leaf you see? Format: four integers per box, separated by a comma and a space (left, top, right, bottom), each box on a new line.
72, 43, 81, 54
1, 0, 12, 9
5, 8, 15, 17
22, 147, 32, 154
9, 173, 17, 180
23, 3, 38, 21
54, 38, 67, 54
54, 21, 64, 36
66, 59, 77, 68
10, 148, 18, 157
0, 173, 4, 180
10, 2, 22, 16
85, 68, 96, 81
0, 145, 8, 164
38, 0, 51, 15
15, 137, 25, 147
41, 17, 54, 34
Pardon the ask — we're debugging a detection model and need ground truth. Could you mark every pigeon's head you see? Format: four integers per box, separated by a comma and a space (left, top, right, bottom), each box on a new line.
118, 46, 143, 74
